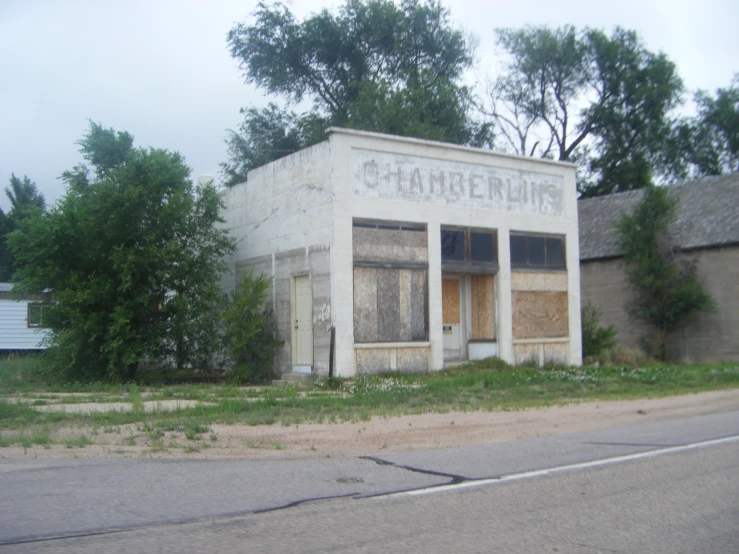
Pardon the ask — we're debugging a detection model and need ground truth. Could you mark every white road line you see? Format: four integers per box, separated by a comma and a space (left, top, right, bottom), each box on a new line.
394, 434, 739, 498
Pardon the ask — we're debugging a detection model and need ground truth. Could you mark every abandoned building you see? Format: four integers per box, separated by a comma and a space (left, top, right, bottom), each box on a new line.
221, 128, 581, 377
579, 173, 739, 362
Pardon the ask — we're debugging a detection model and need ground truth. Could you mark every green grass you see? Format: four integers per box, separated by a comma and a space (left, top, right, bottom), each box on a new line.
63, 434, 93, 448
1, 359, 738, 451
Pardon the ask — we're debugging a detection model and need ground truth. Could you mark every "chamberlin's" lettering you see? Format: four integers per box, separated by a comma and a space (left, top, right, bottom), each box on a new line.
354, 150, 565, 215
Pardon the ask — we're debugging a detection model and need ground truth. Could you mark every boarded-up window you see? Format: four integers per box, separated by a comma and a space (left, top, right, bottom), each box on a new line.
353, 220, 429, 343
512, 291, 569, 339
442, 279, 460, 324
470, 274, 495, 339
354, 267, 428, 342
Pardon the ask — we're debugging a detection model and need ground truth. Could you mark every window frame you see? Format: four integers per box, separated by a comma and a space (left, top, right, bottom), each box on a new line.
352, 219, 430, 343
440, 226, 498, 273
27, 303, 51, 328
509, 232, 566, 270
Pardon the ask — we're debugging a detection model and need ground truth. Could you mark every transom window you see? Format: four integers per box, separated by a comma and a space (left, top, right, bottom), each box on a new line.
441, 228, 497, 266
510, 233, 565, 269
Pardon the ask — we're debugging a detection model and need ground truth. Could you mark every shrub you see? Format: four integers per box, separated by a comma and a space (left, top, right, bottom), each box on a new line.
581, 302, 618, 359
222, 271, 283, 384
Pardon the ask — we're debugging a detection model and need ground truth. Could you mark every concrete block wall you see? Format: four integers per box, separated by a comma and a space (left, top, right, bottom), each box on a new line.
669, 247, 739, 362
582, 247, 739, 362
579, 258, 651, 352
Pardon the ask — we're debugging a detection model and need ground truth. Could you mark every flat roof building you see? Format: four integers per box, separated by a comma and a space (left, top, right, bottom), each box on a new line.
221, 128, 581, 377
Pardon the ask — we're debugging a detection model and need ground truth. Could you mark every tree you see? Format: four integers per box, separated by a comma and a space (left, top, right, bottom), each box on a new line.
8, 122, 235, 381
614, 186, 714, 360
676, 76, 739, 179
483, 26, 683, 196
5, 174, 46, 214
0, 174, 46, 281
222, 104, 328, 188
223, 0, 489, 184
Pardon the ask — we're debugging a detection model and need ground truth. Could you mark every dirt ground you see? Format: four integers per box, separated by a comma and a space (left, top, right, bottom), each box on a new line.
3, 389, 738, 461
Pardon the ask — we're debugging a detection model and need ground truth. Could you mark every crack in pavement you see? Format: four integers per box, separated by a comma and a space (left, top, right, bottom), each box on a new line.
0, 493, 361, 547
360, 455, 469, 485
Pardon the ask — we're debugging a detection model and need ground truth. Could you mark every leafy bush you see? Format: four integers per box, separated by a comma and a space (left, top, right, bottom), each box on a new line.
581, 302, 618, 358
8, 122, 234, 382
222, 271, 282, 384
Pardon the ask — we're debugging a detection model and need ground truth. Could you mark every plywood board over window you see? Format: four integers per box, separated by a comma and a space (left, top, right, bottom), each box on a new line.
471, 274, 495, 339
441, 279, 460, 324
354, 267, 428, 342
512, 291, 569, 339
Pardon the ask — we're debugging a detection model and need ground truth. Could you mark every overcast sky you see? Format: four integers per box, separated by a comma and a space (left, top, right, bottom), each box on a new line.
1, 0, 737, 213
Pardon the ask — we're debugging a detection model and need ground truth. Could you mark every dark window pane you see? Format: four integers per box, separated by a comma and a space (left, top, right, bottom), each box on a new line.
441, 230, 465, 262
470, 232, 495, 263
546, 237, 563, 267
528, 237, 546, 265
510, 235, 527, 266
28, 304, 45, 327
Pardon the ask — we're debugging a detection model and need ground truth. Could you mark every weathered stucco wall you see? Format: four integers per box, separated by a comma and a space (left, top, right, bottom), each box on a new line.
222, 142, 334, 376
580, 246, 739, 362
222, 128, 582, 377
220, 141, 334, 293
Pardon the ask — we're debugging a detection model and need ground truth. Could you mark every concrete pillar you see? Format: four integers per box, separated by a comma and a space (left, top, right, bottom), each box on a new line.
497, 227, 514, 364
427, 222, 444, 370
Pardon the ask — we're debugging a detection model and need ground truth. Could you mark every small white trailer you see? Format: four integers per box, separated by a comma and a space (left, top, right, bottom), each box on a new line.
0, 283, 50, 350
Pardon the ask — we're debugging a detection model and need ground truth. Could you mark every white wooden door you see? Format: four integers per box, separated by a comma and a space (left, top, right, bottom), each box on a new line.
294, 275, 313, 367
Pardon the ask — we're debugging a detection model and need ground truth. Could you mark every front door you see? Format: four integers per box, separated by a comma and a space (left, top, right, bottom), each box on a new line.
293, 275, 313, 372
442, 277, 464, 361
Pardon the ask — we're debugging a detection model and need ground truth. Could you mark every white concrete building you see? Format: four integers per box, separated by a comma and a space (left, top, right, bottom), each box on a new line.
0, 283, 50, 350
221, 128, 581, 377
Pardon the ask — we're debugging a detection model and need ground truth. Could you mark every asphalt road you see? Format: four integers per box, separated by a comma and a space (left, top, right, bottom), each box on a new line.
1, 411, 737, 552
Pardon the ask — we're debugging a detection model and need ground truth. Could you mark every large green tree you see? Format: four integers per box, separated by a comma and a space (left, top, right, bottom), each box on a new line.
222, 0, 489, 185
0, 174, 46, 281
483, 26, 683, 196
614, 186, 714, 360
8, 122, 234, 381
667, 76, 739, 180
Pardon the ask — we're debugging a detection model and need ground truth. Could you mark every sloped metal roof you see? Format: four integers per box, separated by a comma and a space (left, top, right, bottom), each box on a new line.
578, 173, 739, 260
